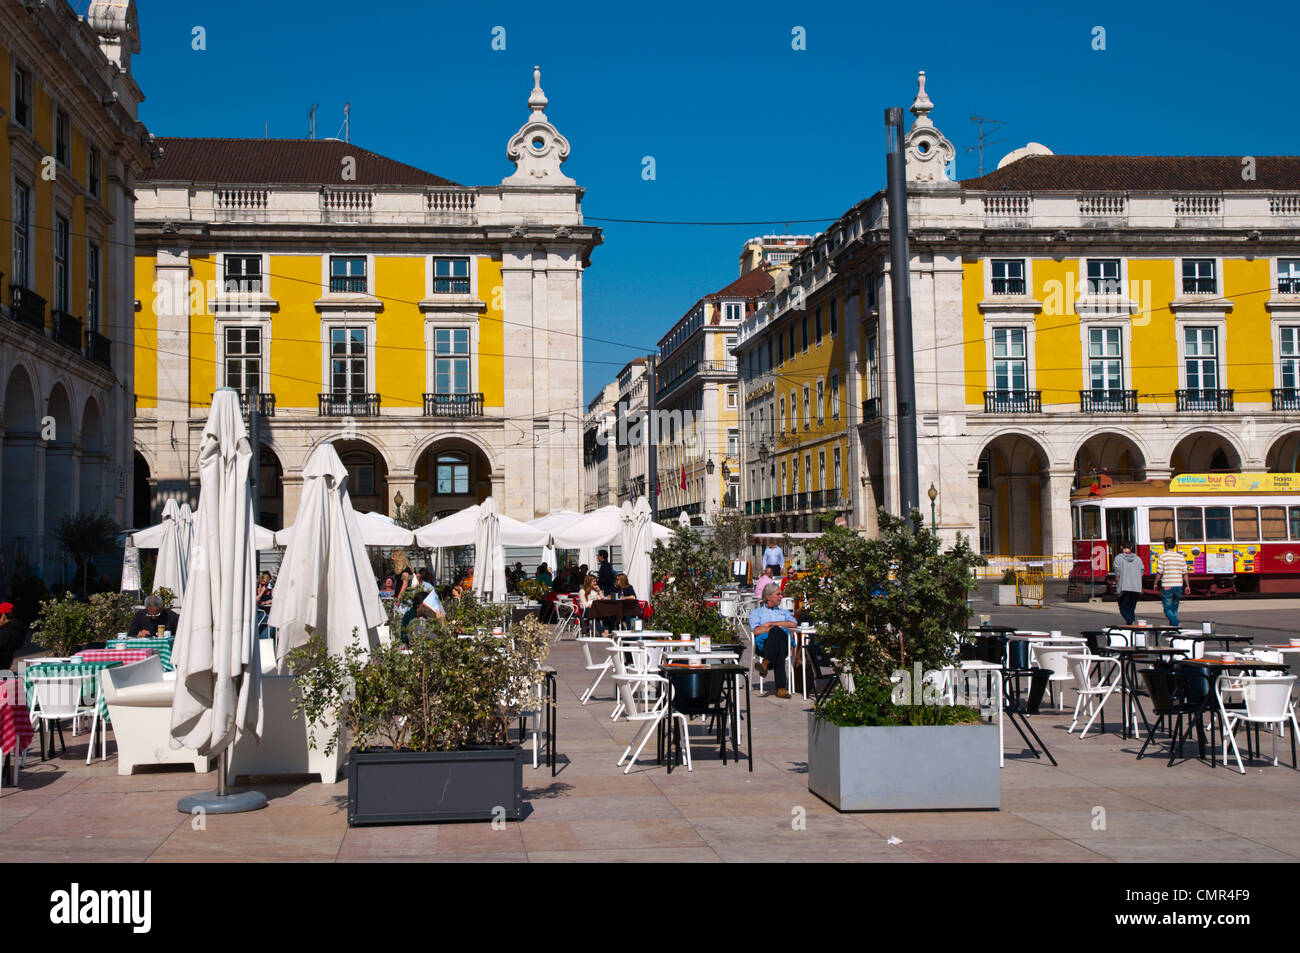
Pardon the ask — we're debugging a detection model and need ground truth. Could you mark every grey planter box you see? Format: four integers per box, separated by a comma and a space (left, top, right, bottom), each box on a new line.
807, 714, 1000, 811
347, 745, 524, 826
994, 584, 1018, 606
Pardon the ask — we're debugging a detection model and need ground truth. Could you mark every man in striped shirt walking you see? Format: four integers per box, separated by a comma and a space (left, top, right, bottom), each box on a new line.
1154, 536, 1190, 626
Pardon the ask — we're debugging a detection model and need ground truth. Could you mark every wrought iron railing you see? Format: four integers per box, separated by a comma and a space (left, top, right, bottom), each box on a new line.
862, 397, 880, 420
318, 392, 381, 416
10, 285, 45, 331
84, 329, 111, 369
1079, 389, 1137, 413
983, 390, 1042, 413
1176, 389, 1233, 412
51, 310, 82, 351
423, 393, 485, 417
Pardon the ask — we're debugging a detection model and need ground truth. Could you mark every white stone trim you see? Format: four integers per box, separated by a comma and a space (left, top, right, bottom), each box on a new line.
983, 318, 1037, 393
213, 314, 273, 394
1270, 317, 1300, 390
320, 315, 377, 396
424, 320, 481, 397
1174, 317, 1228, 392
1077, 321, 1132, 392
982, 255, 1035, 302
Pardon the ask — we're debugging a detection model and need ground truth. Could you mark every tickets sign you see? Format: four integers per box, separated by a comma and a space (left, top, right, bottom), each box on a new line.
1170, 473, 1300, 493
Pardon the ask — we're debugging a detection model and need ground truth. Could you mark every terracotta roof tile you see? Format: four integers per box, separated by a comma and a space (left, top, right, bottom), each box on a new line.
143, 138, 460, 187
706, 268, 774, 300
960, 155, 1300, 192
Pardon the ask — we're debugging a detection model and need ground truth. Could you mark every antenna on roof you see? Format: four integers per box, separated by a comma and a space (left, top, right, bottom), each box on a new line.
264, 121, 269, 140
308, 103, 319, 139
965, 116, 1005, 177
337, 103, 350, 144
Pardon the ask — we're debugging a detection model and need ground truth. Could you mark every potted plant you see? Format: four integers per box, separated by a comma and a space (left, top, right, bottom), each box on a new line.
87, 592, 137, 644
787, 512, 999, 811
33, 593, 94, 657
649, 526, 740, 649
288, 612, 550, 825
995, 569, 1019, 606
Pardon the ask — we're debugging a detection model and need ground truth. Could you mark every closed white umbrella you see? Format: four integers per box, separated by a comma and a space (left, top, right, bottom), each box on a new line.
138, 499, 188, 598
472, 497, 508, 601
171, 389, 265, 814
677, 510, 690, 529
271, 443, 385, 663
622, 497, 654, 601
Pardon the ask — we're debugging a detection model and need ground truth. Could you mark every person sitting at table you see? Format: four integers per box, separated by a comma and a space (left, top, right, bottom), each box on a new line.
576, 574, 602, 633
749, 582, 795, 699
257, 571, 274, 612
128, 594, 179, 639
753, 565, 776, 601
611, 573, 637, 600
0, 601, 27, 669
536, 563, 554, 588
379, 575, 396, 598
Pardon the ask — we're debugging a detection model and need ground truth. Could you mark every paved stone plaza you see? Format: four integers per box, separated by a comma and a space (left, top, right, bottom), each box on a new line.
3, 592, 1299, 863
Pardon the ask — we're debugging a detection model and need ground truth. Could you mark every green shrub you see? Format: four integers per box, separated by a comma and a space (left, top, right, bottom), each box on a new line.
33, 593, 93, 656
87, 591, 137, 642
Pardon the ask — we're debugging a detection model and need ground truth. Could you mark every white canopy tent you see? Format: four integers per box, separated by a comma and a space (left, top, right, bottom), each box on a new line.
529, 510, 595, 568
415, 499, 550, 594
274, 509, 416, 549
547, 501, 674, 552
271, 443, 386, 663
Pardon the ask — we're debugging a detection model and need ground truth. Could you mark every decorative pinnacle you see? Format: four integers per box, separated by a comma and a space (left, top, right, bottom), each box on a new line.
529, 65, 548, 113
910, 70, 934, 127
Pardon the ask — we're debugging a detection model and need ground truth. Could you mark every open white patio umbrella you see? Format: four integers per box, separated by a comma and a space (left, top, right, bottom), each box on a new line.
530, 510, 592, 567
171, 388, 265, 814
271, 443, 386, 663
548, 503, 675, 558
621, 497, 655, 600
472, 497, 508, 601
133, 499, 189, 598
415, 499, 549, 593
274, 508, 416, 549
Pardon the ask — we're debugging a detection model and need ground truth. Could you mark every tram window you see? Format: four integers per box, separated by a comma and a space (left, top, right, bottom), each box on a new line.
1204, 507, 1231, 541
1176, 507, 1204, 542
1080, 505, 1101, 539
1291, 506, 1300, 541
1149, 507, 1174, 544
1262, 506, 1288, 540
1072, 507, 1080, 540
1232, 506, 1259, 541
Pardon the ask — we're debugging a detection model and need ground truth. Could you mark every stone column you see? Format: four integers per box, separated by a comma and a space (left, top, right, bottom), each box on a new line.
500, 243, 535, 518
1043, 469, 1077, 567
153, 245, 194, 491
387, 470, 417, 517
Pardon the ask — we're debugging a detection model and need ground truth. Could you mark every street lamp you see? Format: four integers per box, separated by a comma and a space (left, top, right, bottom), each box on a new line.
705, 456, 715, 475
394, 490, 404, 512
927, 482, 938, 531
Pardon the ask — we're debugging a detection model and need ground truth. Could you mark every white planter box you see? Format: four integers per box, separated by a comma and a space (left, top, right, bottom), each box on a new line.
807, 713, 1000, 811
227, 675, 344, 784
994, 585, 1019, 606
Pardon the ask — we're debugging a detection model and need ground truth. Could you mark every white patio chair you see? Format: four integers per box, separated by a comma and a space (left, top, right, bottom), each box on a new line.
1218, 675, 1300, 774
957, 661, 1004, 766
1066, 653, 1121, 738
608, 644, 651, 721
29, 673, 104, 764
576, 635, 615, 705
1030, 644, 1076, 711
613, 673, 691, 774
552, 595, 577, 642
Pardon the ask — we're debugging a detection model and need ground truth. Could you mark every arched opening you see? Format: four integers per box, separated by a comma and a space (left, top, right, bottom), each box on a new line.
133, 450, 153, 529
415, 438, 491, 517
863, 437, 884, 535
258, 445, 284, 530
2, 365, 40, 571
1171, 432, 1241, 476
1074, 432, 1146, 486
1265, 432, 1300, 473
336, 439, 389, 515
43, 383, 75, 581
80, 398, 106, 516
977, 433, 1052, 558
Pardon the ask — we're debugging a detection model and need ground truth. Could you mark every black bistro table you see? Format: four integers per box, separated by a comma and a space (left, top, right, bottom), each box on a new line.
585, 598, 643, 632
1000, 665, 1057, 766
1172, 658, 1290, 767
1098, 645, 1190, 739
658, 662, 752, 774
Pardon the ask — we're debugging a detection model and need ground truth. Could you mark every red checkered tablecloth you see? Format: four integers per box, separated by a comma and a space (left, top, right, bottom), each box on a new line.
0, 682, 34, 756
71, 648, 155, 665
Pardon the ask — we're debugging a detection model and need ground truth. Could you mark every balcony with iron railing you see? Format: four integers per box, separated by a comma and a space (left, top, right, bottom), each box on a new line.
810, 489, 824, 508
328, 275, 367, 294
1176, 389, 1233, 412
1079, 389, 1138, 413
318, 392, 381, 416
983, 390, 1042, 414
825, 487, 840, 508
51, 310, 82, 351
423, 392, 485, 417
84, 329, 111, 370
772, 495, 784, 513
10, 285, 45, 332
862, 396, 880, 421
1273, 389, 1300, 412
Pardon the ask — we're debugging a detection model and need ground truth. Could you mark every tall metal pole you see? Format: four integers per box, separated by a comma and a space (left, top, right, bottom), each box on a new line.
646, 356, 658, 521
885, 107, 920, 519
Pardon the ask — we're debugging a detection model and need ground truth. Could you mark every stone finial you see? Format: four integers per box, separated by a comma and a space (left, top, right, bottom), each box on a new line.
910, 70, 934, 128
529, 65, 548, 114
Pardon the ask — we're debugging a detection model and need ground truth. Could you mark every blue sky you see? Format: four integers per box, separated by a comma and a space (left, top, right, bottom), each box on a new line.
129, 0, 1300, 403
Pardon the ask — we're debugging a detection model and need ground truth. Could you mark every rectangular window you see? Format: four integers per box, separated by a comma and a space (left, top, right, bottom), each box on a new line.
1176, 506, 1204, 543
724, 302, 742, 322
818, 451, 826, 490
224, 255, 263, 293
224, 327, 262, 394
790, 391, 797, 433
992, 327, 1027, 392
991, 259, 1026, 295
866, 331, 879, 398
789, 325, 795, 360
1262, 506, 1288, 540
833, 447, 841, 488
777, 333, 784, 364
790, 459, 798, 493
801, 317, 809, 351
1281, 327, 1300, 391
1291, 507, 1300, 541
815, 306, 823, 342
434, 327, 471, 394
1232, 506, 1259, 541
1204, 506, 1231, 541
87, 147, 101, 199
765, 339, 773, 370
54, 217, 69, 312
816, 379, 825, 424
830, 298, 838, 336
432, 256, 470, 294
12, 181, 30, 287
86, 243, 100, 332
1279, 259, 1300, 295
1148, 507, 1174, 544
831, 372, 840, 419
54, 110, 70, 166
778, 397, 785, 434
727, 428, 739, 457
330, 327, 368, 397
803, 386, 811, 429
1088, 327, 1123, 393
726, 384, 737, 410
1184, 327, 1218, 391
804, 454, 812, 494
13, 66, 30, 129
1182, 258, 1216, 295
1086, 258, 1122, 295
329, 256, 367, 293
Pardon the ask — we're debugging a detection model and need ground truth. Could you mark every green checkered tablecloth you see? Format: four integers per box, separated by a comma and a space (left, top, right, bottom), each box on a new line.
107, 637, 174, 671
23, 661, 122, 722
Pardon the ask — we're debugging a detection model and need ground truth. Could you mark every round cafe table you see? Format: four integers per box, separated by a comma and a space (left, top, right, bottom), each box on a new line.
585, 598, 642, 631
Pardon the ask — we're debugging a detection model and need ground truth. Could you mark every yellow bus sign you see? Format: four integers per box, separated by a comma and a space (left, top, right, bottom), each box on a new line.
1170, 473, 1300, 493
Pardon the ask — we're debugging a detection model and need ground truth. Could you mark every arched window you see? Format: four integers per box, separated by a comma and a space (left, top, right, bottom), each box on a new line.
435, 451, 470, 495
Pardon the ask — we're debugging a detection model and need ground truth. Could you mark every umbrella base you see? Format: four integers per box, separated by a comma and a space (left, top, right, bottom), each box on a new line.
177, 790, 268, 814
